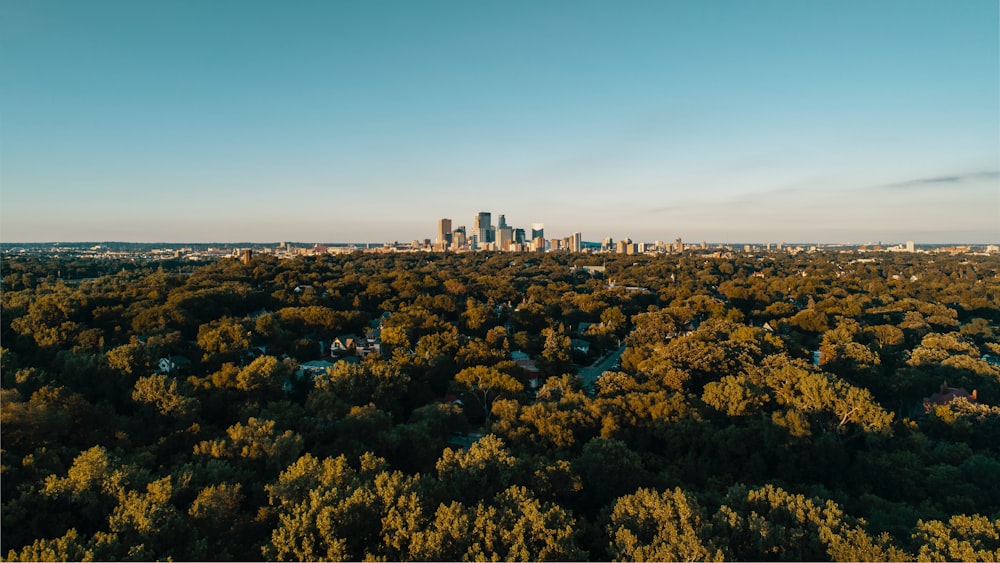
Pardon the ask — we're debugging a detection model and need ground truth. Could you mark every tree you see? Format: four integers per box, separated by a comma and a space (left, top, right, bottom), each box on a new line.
575, 438, 652, 513
606, 487, 723, 562
196, 316, 251, 365
131, 374, 198, 419
100, 476, 189, 560
714, 484, 909, 561
5, 528, 95, 562
234, 355, 295, 394
466, 486, 586, 561
454, 365, 523, 423
436, 434, 517, 504
537, 326, 574, 377
913, 514, 1000, 562
194, 418, 303, 472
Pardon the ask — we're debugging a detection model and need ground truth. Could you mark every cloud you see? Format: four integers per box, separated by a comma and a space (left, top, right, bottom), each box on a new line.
877, 170, 1000, 190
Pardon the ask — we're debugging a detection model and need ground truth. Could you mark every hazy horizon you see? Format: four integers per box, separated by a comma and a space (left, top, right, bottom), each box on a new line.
2, 0, 998, 244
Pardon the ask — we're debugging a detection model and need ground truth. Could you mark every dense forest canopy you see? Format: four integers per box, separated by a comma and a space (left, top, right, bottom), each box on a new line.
2, 249, 1000, 561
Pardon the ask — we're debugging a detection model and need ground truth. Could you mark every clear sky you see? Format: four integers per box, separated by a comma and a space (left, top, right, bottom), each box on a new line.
1, 0, 997, 244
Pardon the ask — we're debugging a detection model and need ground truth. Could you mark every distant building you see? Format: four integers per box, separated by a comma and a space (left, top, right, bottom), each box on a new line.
438, 218, 452, 246
496, 226, 513, 251
241, 248, 253, 265
923, 381, 977, 411
571, 232, 583, 253
616, 238, 631, 254
473, 212, 493, 245
906, 240, 915, 252
452, 226, 467, 249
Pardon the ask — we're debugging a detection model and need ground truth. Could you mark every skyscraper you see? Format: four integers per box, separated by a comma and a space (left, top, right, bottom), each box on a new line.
571, 232, 583, 253
531, 223, 544, 241
473, 212, 493, 245
453, 226, 467, 249
438, 218, 452, 246
496, 226, 513, 250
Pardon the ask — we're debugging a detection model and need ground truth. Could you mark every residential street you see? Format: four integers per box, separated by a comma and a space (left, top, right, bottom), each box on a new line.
578, 343, 627, 391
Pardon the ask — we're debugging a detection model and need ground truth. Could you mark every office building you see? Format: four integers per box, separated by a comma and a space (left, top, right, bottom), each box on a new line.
438, 218, 452, 246
571, 232, 583, 253
452, 226, 467, 249
473, 212, 493, 245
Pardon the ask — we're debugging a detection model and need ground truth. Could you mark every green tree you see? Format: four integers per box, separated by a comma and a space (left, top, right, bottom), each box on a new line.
606, 487, 723, 562
196, 316, 251, 365
454, 365, 523, 423
466, 486, 587, 561
436, 434, 517, 504
131, 374, 199, 419
913, 514, 1000, 562
194, 417, 303, 472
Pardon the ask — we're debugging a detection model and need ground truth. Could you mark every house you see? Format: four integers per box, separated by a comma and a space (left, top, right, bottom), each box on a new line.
570, 339, 591, 354
923, 381, 978, 412
511, 351, 541, 388
448, 431, 484, 449
297, 359, 335, 379
157, 356, 191, 375
369, 311, 391, 329
328, 327, 384, 359
331, 335, 357, 354
357, 327, 383, 358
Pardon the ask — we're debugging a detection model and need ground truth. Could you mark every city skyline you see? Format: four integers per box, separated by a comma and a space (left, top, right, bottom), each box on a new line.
1, 1, 998, 244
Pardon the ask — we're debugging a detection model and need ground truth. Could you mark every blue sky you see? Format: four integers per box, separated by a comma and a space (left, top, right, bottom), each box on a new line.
1, 0, 997, 244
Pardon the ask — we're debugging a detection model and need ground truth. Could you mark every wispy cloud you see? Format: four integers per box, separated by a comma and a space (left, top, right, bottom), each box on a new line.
877, 170, 1000, 190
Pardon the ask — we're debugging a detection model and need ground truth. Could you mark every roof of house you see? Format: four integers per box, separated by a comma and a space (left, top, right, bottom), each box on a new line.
923, 381, 978, 410
300, 360, 335, 369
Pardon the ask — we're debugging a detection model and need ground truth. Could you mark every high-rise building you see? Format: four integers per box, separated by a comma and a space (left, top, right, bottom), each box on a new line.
438, 218, 452, 246
906, 240, 915, 252
496, 227, 513, 251
571, 232, 583, 253
452, 226, 467, 249
473, 212, 493, 245
531, 223, 544, 241
616, 238, 631, 254
514, 228, 526, 244
674, 237, 683, 253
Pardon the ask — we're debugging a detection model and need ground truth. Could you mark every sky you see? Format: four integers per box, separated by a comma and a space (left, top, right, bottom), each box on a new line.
1, 0, 998, 244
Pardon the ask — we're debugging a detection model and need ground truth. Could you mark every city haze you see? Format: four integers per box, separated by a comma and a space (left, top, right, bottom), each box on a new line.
1, 0, 997, 244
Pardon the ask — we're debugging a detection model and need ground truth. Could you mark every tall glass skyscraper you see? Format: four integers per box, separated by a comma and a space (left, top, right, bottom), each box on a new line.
474, 212, 493, 244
